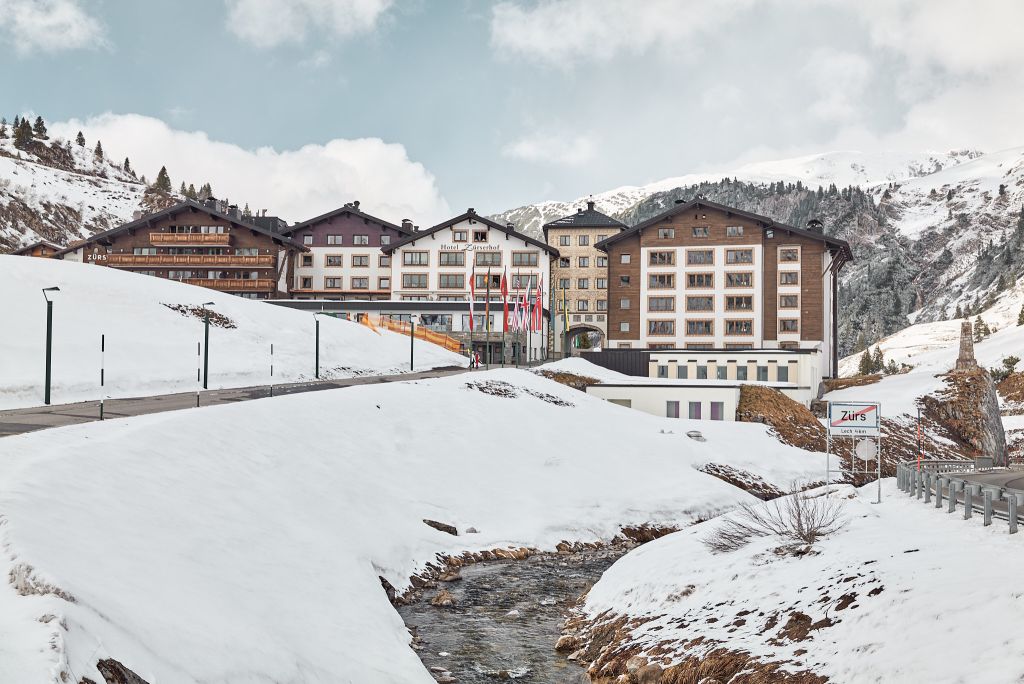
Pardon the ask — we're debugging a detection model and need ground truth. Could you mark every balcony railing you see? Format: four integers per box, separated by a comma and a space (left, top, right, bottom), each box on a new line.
107, 254, 274, 267
150, 232, 231, 245
182, 278, 276, 291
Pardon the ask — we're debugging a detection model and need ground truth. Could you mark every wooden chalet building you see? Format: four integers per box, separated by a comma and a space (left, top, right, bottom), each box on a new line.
10, 240, 62, 258
54, 199, 307, 299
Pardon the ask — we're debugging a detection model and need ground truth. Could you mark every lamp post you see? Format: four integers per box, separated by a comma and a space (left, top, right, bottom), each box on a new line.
201, 302, 215, 389
314, 311, 328, 379
409, 314, 418, 372
41, 286, 60, 405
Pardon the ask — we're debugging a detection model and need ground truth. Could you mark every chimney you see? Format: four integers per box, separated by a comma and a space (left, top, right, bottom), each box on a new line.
132, 210, 143, 220
467, 208, 476, 215
401, 218, 413, 231
577, 208, 583, 213
506, 222, 514, 230
587, 200, 595, 211
228, 204, 239, 218
353, 200, 360, 210
807, 218, 824, 234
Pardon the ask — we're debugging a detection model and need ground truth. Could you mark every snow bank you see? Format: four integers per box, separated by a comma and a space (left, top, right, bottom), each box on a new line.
0, 256, 466, 409
535, 356, 632, 382
581, 480, 1024, 682
0, 369, 823, 683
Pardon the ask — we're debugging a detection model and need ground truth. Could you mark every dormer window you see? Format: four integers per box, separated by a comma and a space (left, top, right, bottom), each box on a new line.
453, 230, 468, 242
473, 230, 488, 242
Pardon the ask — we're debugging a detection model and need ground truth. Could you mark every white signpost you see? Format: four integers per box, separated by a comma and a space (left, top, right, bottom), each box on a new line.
826, 401, 882, 502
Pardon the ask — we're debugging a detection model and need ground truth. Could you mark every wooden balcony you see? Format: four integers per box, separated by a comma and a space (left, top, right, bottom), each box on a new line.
150, 232, 231, 246
182, 278, 276, 291
107, 254, 274, 267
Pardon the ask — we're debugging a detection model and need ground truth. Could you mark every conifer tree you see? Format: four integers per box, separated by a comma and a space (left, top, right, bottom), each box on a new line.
75, 131, 85, 147
154, 166, 172, 193
186, 183, 198, 199
871, 346, 884, 373
1018, 305, 1024, 327
32, 116, 47, 139
242, 203, 252, 219
973, 315, 986, 342
0, 117, 7, 139
858, 349, 873, 376
954, 304, 963, 319
199, 182, 213, 199
12, 115, 20, 130
13, 118, 32, 149
885, 359, 899, 376
179, 181, 187, 195
93, 140, 104, 160
123, 157, 132, 174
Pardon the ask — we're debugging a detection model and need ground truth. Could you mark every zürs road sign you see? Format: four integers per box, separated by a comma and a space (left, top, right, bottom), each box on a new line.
828, 401, 881, 436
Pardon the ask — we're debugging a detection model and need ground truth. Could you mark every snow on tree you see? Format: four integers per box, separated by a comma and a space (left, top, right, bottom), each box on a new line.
153, 166, 172, 193
1018, 305, 1024, 327
32, 116, 47, 139
76, 131, 86, 147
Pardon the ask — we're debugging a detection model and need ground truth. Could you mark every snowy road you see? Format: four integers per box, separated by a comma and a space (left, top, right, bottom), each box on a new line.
0, 366, 470, 437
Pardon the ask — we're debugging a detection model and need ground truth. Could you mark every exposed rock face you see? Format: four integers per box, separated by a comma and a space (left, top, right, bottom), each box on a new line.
921, 368, 1007, 464
79, 658, 150, 684
955, 321, 978, 371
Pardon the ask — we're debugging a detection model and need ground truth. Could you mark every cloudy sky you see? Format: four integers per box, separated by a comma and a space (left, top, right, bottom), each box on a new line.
1, 0, 1021, 223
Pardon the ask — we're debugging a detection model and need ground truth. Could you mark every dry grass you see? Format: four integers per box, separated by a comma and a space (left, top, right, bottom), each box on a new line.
823, 375, 882, 392
997, 372, 1024, 403
535, 369, 601, 392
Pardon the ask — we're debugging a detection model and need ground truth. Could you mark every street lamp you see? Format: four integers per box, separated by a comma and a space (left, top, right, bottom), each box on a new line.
313, 311, 329, 379
201, 301, 215, 389
41, 286, 60, 405
409, 314, 419, 372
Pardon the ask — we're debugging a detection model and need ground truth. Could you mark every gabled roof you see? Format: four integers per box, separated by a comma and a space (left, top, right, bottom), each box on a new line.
52, 200, 309, 256
543, 200, 626, 236
10, 239, 62, 256
381, 209, 560, 256
280, 201, 412, 236
594, 198, 853, 262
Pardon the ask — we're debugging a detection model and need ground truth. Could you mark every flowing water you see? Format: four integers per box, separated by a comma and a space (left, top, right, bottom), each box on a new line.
398, 544, 632, 683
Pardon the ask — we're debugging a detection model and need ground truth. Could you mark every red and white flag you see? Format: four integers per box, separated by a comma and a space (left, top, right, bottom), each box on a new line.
468, 267, 475, 331
532, 274, 544, 331
501, 268, 509, 333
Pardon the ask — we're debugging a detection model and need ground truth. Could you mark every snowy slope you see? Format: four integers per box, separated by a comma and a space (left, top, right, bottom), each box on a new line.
492, 149, 982, 236
580, 481, 1024, 682
0, 256, 466, 409
0, 138, 147, 250
0, 369, 825, 684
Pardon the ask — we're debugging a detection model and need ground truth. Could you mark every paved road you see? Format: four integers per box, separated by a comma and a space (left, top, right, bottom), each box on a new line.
0, 366, 473, 438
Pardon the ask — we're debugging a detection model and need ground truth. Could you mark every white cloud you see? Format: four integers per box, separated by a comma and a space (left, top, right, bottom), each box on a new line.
50, 113, 450, 225
801, 49, 872, 123
490, 0, 753, 67
502, 132, 596, 166
0, 0, 106, 55
224, 0, 392, 47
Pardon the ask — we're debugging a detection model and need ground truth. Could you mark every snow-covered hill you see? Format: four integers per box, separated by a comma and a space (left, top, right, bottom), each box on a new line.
0, 136, 152, 251
0, 368, 823, 683
0, 256, 466, 409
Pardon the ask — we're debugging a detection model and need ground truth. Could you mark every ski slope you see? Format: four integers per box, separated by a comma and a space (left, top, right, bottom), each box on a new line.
0, 256, 466, 409
0, 369, 825, 683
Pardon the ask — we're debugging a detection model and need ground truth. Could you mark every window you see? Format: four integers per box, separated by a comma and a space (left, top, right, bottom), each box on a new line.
780, 319, 800, 333
779, 247, 800, 262
379, 255, 391, 267
620, 298, 631, 309
351, 277, 369, 289
380, 235, 391, 245
716, 366, 728, 380
687, 249, 713, 265
726, 249, 753, 264
648, 320, 675, 336
512, 252, 538, 267
402, 273, 428, 288
476, 252, 501, 266
578, 256, 590, 268
685, 296, 713, 312
619, 322, 630, 332
597, 299, 607, 311
692, 226, 709, 238
686, 320, 713, 336
688, 402, 701, 419
620, 275, 631, 286
726, 344, 753, 350
559, 278, 570, 289
352, 255, 369, 267
300, 276, 312, 289
780, 294, 799, 308
726, 272, 752, 288
234, 248, 259, 256
687, 273, 713, 288
325, 277, 342, 289
757, 366, 769, 381
303, 235, 313, 245
475, 273, 502, 289
379, 277, 391, 290
726, 226, 744, 237
726, 319, 753, 336
726, 296, 753, 311
326, 255, 343, 267
677, 365, 688, 379
133, 247, 157, 255
688, 343, 713, 350
353, 235, 369, 245
696, 366, 708, 380
578, 235, 590, 246
559, 235, 571, 246
596, 278, 608, 289
513, 274, 538, 290
710, 402, 724, 421
736, 366, 748, 381
780, 341, 800, 349
439, 251, 465, 267
666, 400, 679, 417
403, 251, 429, 266
327, 235, 342, 245
780, 271, 800, 286
558, 257, 570, 268
777, 366, 790, 382
649, 274, 675, 289
658, 227, 675, 239
439, 274, 465, 288
578, 278, 590, 289
300, 254, 313, 267
597, 256, 608, 267
453, 230, 468, 242
473, 230, 488, 242
577, 300, 589, 311
649, 296, 675, 312
649, 251, 674, 266
620, 253, 631, 264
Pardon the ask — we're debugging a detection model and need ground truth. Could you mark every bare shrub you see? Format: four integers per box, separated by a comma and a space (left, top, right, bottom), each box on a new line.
703, 490, 847, 554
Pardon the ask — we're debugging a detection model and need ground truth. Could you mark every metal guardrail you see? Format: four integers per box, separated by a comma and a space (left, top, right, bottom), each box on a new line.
896, 460, 1024, 534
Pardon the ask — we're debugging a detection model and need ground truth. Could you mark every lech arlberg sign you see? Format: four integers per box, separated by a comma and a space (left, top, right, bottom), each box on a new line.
828, 402, 881, 437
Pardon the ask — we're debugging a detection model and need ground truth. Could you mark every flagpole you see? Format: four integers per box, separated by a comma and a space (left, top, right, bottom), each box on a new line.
468, 264, 474, 367
485, 267, 491, 370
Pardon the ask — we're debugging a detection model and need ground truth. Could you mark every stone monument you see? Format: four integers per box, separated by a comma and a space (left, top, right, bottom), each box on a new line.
955, 320, 978, 371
